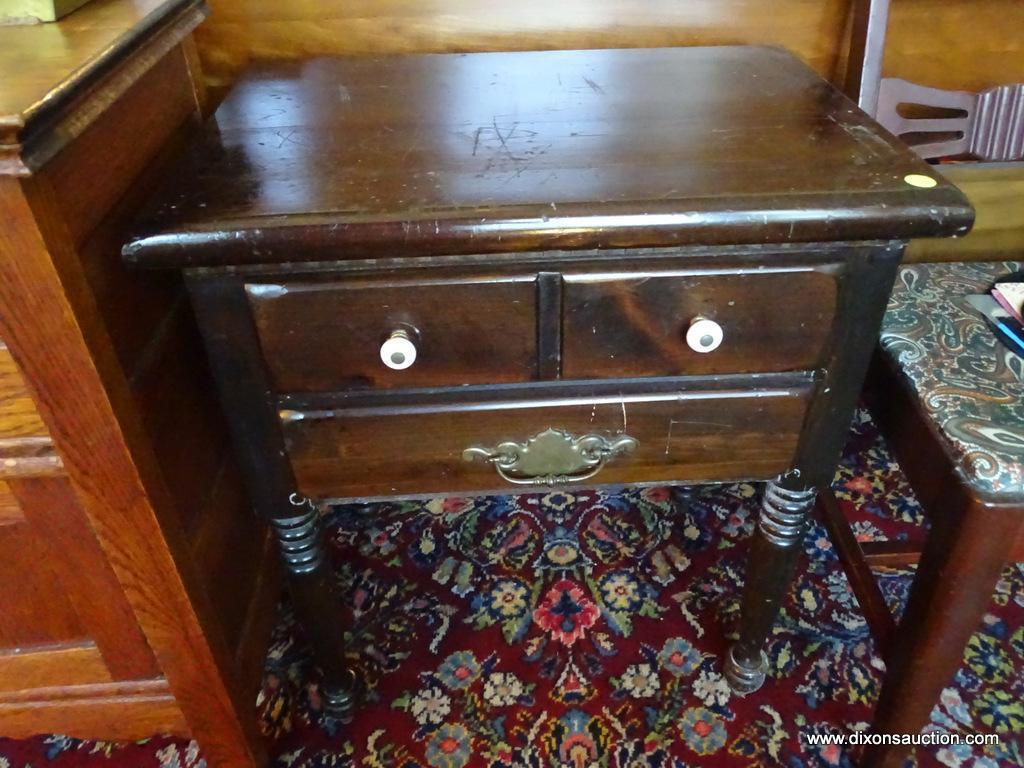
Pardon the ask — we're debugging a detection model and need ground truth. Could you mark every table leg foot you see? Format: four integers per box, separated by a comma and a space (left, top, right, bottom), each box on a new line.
670, 485, 694, 515
724, 645, 767, 694
726, 479, 814, 696
321, 669, 362, 723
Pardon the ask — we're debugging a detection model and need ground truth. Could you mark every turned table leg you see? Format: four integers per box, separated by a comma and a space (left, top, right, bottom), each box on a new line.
722, 247, 901, 694
187, 275, 363, 724
725, 479, 816, 693
273, 497, 360, 721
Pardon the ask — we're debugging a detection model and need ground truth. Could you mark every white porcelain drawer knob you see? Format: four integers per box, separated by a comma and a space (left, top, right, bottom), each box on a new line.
685, 317, 724, 353
380, 329, 417, 370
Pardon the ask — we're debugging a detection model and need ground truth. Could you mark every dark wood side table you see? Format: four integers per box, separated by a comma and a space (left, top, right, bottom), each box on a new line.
123, 47, 973, 720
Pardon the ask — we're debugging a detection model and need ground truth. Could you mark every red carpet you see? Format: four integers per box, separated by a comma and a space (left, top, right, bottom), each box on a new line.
2, 410, 1022, 767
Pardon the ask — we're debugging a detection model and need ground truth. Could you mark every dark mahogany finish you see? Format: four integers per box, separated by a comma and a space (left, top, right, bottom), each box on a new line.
561, 268, 838, 378
124, 47, 972, 718
248, 278, 538, 391
281, 376, 813, 500
124, 47, 971, 267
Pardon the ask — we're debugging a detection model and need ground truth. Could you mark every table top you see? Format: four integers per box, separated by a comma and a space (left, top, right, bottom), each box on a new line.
124, 46, 973, 269
0, 0, 205, 175
880, 260, 1023, 503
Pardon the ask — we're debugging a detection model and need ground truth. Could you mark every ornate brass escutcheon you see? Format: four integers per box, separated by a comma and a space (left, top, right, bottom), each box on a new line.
462, 428, 638, 486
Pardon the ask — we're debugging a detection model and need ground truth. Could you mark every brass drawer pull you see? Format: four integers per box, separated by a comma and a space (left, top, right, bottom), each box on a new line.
463, 427, 638, 486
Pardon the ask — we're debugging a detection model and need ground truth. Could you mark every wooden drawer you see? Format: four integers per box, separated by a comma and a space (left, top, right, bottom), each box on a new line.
280, 377, 813, 500
562, 268, 838, 378
247, 278, 538, 391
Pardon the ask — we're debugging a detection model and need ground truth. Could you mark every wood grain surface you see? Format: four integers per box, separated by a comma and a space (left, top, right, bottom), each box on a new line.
11, 476, 162, 680
906, 163, 1024, 263
562, 267, 838, 378
248, 277, 538, 391
123, 47, 973, 268
0, 678, 189, 740
282, 378, 812, 500
0, 342, 50, 439
884, 0, 1024, 93
0, 174, 264, 765
192, 0, 1024, 100
193, 0, 850, 90
0, 0, 207, 174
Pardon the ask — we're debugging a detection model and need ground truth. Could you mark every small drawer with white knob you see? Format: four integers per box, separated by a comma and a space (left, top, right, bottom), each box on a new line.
245, 278, 538, 392
561, 268, 838, 378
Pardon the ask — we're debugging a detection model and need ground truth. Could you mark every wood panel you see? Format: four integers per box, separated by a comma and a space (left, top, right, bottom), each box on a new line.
0, 678, 189, 740
0, 342, 49, 439
230, 527, 279, 691
193, 0, 1024, 97
883, 0, 1024, 92
282, 378, 812, 500
77, 216, 181, 385
195, 0, 850, 90
0, 645, 111, 692
130, 300, 229, 533
0, 519, 91, 648
46, 42, 233, 533
0, 475, 158, 693
0, 169, 264, 765
45, 46, 198, 248
0, 480, 22, 524
906, 163, 1024, 263
189, 459, 273, 653
11, 476, 161, 680
71, 112, 201, 382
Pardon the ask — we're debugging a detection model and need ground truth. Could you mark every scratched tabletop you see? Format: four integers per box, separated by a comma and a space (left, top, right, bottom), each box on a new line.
124, 47, 972, 268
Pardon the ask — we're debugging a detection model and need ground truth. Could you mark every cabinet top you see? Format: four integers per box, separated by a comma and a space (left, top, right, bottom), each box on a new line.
0, 0, 206, 176
124, 46, 973, 269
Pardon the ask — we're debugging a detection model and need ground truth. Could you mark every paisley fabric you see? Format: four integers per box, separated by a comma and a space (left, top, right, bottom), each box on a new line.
2, 412, 1022, 768
880, 261, 1024, 500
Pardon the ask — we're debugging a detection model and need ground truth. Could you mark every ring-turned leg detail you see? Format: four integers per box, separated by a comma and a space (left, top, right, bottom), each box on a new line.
757, 482, 816, 546
726, 479, 816, 694
271, 503, 326, 574
272, 496, 362, 723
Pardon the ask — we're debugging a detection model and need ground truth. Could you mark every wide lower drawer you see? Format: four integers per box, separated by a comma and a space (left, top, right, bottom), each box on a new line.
280, 379, 812, 500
